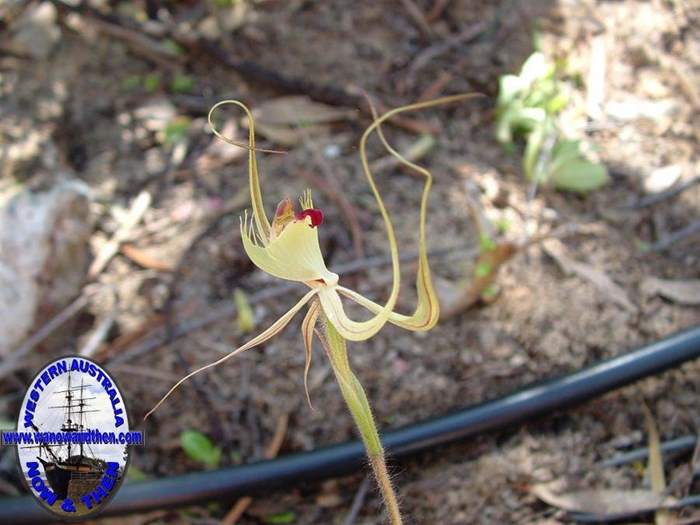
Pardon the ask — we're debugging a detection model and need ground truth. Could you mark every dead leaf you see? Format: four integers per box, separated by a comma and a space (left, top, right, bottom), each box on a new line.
245, 96, 354, 146
120, 243, 174, 272
543, 239, 637, 312
252, 96, 355, 126
641, 277, 700, 306
531, 482, 677, 517
642, 403, 673, 525
252, 121, 308, 146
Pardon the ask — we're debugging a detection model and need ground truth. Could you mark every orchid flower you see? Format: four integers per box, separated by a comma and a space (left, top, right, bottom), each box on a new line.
146, 94, 476, 524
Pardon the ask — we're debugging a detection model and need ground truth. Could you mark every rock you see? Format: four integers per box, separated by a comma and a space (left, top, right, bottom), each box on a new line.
643, 164, 682, 194
8, 3, 61, 60
0, 179, 92, 354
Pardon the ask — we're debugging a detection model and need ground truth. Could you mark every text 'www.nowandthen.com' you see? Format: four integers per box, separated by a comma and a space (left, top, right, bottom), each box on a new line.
1, 430, 144, 446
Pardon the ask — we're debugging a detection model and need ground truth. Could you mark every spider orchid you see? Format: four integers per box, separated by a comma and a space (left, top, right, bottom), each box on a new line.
145, 94, 476, 524
146, 94, 475, 415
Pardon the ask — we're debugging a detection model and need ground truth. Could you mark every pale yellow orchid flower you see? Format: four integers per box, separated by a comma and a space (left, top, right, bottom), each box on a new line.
146, 94, 476, 524
146, 94, 476, 416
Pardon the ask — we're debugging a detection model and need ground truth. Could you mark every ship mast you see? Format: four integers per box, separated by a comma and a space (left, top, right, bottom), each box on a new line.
64, 372, 73, 458
50, 372, 97, 460
78, 378, 85, 458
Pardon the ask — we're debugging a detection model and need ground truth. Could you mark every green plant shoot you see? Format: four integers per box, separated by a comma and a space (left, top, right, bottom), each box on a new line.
496, 51, 609, 193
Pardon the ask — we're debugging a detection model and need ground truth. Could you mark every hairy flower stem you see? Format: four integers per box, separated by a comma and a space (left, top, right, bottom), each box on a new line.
322, 317, 403, 525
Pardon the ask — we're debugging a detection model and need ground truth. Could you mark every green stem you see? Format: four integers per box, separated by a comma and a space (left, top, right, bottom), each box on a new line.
322, 317, 403, 525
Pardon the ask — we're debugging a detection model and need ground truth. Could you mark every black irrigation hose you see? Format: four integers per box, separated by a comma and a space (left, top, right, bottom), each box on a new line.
3, 325, 700, 524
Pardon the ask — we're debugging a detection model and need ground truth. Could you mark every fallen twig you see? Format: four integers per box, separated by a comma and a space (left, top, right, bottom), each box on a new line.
399, 0, 434, 38
342, 476, 372, 525
89, 191, 152, 278
425, 0, 452, 23
649, 220, 700, 252
598, 435, 697, 468
405, 18, 491, 82
79, 287, 118, 358
417, 70, 455, 102
631, 175, 700, 209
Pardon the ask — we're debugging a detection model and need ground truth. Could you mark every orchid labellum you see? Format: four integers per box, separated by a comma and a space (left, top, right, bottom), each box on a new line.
146, 94, 476, 524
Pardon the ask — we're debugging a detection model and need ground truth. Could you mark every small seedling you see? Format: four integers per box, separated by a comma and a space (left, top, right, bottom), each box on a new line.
162, 117, 191, 146
147, 95, 478, 524
170, 73, 195, 94
264, 511, 296, 524
496, 51, 608, 193
143, 73, 161, 93
233, 288, 256, 333
180, 430, 222, 469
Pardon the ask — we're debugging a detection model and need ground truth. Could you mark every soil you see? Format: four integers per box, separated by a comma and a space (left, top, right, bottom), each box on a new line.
1, 0, 699, 524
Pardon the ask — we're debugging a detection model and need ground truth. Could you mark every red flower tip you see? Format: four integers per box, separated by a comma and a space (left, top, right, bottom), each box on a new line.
295, 208, 324, 228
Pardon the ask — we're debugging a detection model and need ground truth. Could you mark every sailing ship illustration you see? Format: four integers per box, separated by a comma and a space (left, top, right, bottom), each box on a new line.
24, 372, 108, 500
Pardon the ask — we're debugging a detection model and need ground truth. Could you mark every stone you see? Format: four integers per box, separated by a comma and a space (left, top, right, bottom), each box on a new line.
9, 3, 61, 60
0, 179, 92, 354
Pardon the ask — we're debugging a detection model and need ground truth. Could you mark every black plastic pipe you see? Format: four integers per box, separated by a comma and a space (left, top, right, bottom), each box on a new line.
3, 325, 700, 524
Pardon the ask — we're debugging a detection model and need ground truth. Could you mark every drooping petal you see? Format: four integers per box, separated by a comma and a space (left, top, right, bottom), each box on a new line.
317, 287, 392, 342
300, 299, 320, 410
144, 289, 318, 419
354, 95, 445, 330
208, 100, 271, 242
241, 215, 339, 285
337, 284, 438, 331
318, 94, 479, 339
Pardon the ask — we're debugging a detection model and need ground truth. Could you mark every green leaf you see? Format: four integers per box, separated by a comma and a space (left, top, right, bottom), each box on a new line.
481, 283, 499, 300
495, 104, 516, 144
170, 73, 194, 94
125, 466, 148, 482
523, 123, 545, 181
163, 117, 191, 145
479, 234, 496, 253
495, 217, 511, 234
233, 288, 255, 333
264, 511, 296, 524
497, 74, 525, 107
475, 261, 492, 278
549, 139, 582, 173
551, 158, 609, 193
162, 39, 184, 56
122, 75, 142, 90
180, 430, 221, 469
143, 73, 161, 93
519, 52, 549, 85
546, 92, 569, 114
510, 106, 547, 133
